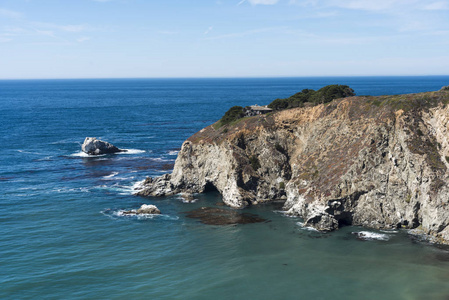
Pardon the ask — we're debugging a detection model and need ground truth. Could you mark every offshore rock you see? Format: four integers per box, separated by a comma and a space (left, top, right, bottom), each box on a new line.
81, 137, 125, 155
138, 89, 449, 244
135, 174, 178, 197
136, 204, 161, 214
122, 204, 161, 215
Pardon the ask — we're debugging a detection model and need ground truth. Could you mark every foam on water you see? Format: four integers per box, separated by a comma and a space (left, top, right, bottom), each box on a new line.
353, 231, 390, 241
119, 149, 146, 154
70, 151, 106, 158
101, 209, 179, 221
296, 222, 319, 232
102, 172, 119, 179
168, 150, 179, 155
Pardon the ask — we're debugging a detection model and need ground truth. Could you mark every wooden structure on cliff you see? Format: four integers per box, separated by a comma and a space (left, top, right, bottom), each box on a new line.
245, 105, 273, 117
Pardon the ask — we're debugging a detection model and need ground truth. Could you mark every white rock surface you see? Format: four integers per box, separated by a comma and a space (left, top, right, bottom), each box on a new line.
81, 137, 124, 155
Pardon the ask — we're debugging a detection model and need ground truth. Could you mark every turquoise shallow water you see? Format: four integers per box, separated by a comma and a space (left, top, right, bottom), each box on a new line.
1, 77, 449, 299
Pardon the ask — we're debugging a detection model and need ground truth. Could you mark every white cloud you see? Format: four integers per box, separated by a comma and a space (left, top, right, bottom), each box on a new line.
61, 25, 88, 33
204, 26, 213, 34
248, 0, 280, 5
157, 30, 179, 35
237, 0, 246, 5
77, 36, 91, 43
423, 1, 449, 10
0, 8, 22, 18
35, 29, 56, 37
205, 27, 285, 40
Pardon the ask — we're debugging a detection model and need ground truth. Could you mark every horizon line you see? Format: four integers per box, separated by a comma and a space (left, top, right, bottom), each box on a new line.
1, 74, 449, 81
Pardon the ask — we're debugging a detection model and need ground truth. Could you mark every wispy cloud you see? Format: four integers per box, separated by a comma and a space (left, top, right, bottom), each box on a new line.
204, 26, 213, 35
205, 27, 285, 40
248, 0, 280, 5
237, 0, 246, 5
77, 36, 91, 43
423, 1, 449, 10
157, 30, 179, 35
0, 8, 22, 19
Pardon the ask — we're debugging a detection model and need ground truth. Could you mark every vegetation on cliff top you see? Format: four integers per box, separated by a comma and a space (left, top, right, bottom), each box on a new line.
268, 84, 355, 111
215, 84, 355, 128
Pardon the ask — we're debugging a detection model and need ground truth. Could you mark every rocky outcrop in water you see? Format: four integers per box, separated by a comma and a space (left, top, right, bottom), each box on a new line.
123, 204, 161, 215
81, 137, 125, 155
137, 89, 449, 243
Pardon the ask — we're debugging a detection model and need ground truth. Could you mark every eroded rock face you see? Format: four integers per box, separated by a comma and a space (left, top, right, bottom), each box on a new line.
138, 90, 449, 243
81, 137, 125, 155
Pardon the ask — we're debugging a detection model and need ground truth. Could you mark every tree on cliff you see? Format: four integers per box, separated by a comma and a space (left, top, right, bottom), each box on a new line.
217, 84, 356, 127
268, 84, 355, 110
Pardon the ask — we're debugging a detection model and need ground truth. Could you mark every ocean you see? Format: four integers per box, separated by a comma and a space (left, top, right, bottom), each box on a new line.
1, 76, 449, 299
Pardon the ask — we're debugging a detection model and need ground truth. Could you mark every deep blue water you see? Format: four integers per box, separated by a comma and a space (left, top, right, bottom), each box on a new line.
1, 76, 449, 300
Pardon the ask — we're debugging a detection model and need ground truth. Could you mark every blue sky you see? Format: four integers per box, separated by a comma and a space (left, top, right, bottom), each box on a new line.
0, 0, 448, 79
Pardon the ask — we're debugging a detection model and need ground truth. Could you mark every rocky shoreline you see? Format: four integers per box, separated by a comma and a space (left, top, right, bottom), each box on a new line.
137, 87, 449, 244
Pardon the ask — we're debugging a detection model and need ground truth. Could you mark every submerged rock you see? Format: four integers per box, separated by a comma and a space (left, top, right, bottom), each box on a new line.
81, 137, 125, 155
184, 207, 266, 225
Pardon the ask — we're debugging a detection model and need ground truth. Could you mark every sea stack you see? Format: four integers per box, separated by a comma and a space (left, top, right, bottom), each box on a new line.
81, 137, 126, 155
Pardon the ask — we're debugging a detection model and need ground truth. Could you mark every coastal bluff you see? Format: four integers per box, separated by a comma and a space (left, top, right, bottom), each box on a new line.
137, 87, 449, 243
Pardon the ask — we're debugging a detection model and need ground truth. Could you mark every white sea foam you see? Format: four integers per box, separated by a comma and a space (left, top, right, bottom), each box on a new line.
17, 150, 43, 155
296, 222, 319, 232
152, 157, 171, 162
353, 231, 390, 241
119, 149, 146, 154
168, 150, 179, 156
131, 179, 146, 193
103, 172, 119, 179
101, 209, 179, 221
70, 151, 106, 157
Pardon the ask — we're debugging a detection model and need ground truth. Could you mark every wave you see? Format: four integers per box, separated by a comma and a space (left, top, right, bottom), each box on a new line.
119, 149, 146, 154
167, 150, 179, 156
296, 222, 319, 232
102, 172, 119, 180
70, 151, 106, 158
70, 149, 145, 157
131, 179, 146, 193
352, 231, 390, 241
101, 209, 179, 221
17, 150, 43, 155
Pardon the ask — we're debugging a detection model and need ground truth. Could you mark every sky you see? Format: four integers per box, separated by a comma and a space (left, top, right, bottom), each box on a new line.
0, 0, 449, 79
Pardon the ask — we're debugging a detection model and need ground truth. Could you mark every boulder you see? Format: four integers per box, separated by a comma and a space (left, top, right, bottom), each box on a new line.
81, 137, 125, 155
136, 204, 161, 214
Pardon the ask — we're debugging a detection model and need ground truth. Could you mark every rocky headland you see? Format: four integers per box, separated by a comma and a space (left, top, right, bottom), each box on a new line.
137, 87, 449, 244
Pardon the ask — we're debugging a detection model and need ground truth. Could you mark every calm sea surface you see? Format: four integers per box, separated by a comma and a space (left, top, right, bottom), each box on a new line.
1, 77, 449, 299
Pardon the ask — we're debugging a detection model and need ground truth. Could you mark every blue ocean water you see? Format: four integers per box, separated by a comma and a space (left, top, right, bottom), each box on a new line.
1, 76, 449, 300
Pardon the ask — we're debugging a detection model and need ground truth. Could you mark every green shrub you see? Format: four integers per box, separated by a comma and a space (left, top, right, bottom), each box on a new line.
249, 155, 261, 170
279, 182, 285, 190
268, 84, 355, 111
219, 106, 245, 126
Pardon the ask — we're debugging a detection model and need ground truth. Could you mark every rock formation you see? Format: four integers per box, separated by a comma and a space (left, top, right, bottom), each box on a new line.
122, 204, 161, 215
81, 137, 125, 155
137, 89, 449, 243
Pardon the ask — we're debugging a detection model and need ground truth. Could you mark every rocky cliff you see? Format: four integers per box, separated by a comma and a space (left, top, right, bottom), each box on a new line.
137, 88, 449, 243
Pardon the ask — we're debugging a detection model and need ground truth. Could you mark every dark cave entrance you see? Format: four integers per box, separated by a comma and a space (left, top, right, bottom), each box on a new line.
204, 181, 219, 193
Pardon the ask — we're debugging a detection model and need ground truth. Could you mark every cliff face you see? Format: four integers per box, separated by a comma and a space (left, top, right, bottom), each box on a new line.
137, 90, 449, 243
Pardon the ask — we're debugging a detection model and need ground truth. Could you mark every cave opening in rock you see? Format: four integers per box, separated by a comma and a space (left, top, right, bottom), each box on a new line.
204, 181, 219, 193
